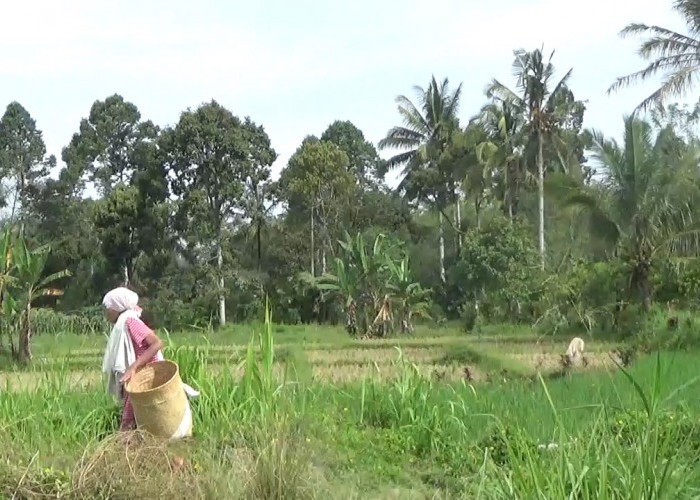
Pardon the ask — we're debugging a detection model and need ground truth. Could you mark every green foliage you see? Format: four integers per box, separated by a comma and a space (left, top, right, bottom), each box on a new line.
311, 232, 431, 337
7, 45, 700, 336
633, 305, 700, 352
62, 94, 158, 196
559, 115, 700, 310
0, 102, 53, 215
452, 217, 539, 324
380, 76, 462, 209
280, 139, 355, 280
653, 258, 700, 309
535, 259, 627, 334
30, 308, 106, 336
165, 101, 276, 240
0, 226, 70, 362
6, 314, 700, 497
321, 120, 383, 183
162, 101, 276, 324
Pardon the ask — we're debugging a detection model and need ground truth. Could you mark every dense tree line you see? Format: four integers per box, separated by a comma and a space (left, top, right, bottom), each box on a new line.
3, 0, 700, 336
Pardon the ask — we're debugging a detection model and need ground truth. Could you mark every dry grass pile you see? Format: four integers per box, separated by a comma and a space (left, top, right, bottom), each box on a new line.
1, 427, 323, 499
71, 431, 199, 499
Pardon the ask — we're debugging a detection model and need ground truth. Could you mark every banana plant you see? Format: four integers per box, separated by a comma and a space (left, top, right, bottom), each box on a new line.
308, 232, 396, 337
0, 227, 70, 362
308, 256, 360, 335
385, 256, 432, 334
306, 231, 433, 338
12, 236, 70, 361
0, 227, 18, 356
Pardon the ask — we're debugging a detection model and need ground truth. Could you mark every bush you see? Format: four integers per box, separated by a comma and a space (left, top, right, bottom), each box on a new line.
633, 305, 700, 351
451, 216, 540, 324
653, 258, 700, 310
533, 259, 629, 335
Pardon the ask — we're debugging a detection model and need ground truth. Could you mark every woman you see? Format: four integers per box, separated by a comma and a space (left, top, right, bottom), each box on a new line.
101, 287, 164, 431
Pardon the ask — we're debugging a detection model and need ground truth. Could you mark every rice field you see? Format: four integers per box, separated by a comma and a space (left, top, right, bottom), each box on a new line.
2, 321, 700, 498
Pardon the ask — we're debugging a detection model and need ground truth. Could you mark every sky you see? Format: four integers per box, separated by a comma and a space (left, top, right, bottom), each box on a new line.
0, 0, 691, 188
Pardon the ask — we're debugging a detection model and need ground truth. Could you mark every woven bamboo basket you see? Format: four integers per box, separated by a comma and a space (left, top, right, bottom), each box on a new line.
125, 360, 192, 439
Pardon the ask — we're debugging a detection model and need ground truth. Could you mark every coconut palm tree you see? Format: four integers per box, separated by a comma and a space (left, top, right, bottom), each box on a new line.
379, 76, 463, 283
609, 0, 700, 111
473, 100, 527, 219
559, 115, 700, 310
486, 48, 574, 269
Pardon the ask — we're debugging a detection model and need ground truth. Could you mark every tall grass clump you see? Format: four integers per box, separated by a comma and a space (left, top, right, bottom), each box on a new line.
354, 348, 479, 474
191, 300, 320, 499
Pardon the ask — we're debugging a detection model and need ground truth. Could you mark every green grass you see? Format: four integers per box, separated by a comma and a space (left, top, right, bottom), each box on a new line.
2, 317, 700, 498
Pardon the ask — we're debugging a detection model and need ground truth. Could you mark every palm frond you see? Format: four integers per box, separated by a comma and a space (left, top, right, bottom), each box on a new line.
637, 67, 699, 112
444, 80, 464, 119
659, 226, 700, 256
549, 68, 574, 102
486, 79, 522, 105
34, 288, 64, 298
674, 0, 700, 34
565, 191, 621, 247
382, 151, 417, 173
395, 95, 432, 136
620, 23, 700, 50
38, 270, 71, 289
610, 17, 700, 111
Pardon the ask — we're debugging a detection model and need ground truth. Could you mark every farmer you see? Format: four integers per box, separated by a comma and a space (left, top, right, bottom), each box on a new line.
101, 287, 164, 431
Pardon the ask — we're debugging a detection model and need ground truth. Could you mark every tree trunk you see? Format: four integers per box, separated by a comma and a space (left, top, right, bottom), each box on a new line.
19, 304, 32, 363
506, 161, 513, 221
633, 257, 653, 312
438, 211, 446, 284
455, 194, 462, 251
475, 199, 481, 231
122, 263, 130, 287
256, 221, 262, 270
322, 247, 327, 275
310, 206, 315, 277
217, 239, 226, 326
537, 131, 545, 270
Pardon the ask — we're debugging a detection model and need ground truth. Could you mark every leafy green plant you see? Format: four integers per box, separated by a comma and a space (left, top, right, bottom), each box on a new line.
0, 226, 70, 362
308, 232, 431, 338
385, 256, 431, 333
452, 216, 540, 324
557, 116, 700, 311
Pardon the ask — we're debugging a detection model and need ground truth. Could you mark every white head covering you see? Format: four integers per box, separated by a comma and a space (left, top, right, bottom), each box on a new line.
102, 287, 139, 313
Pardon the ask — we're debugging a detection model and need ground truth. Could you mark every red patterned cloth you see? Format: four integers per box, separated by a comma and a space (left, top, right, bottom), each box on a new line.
120, 317, 159, 431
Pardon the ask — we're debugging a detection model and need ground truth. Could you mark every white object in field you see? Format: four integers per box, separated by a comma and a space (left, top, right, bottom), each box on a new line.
172, 382, 199, 438
171, 388, 196, 439
183, 384, 200, 398
566, 337, 585, 359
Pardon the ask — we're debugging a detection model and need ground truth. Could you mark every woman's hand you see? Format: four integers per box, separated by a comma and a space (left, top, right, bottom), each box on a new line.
120, 365, 137, 383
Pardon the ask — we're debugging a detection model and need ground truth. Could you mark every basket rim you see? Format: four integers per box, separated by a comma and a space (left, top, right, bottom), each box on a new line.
125, 360, 179, 396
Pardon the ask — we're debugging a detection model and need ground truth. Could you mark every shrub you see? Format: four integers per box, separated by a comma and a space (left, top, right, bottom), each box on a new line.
451, 216, 540, 324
